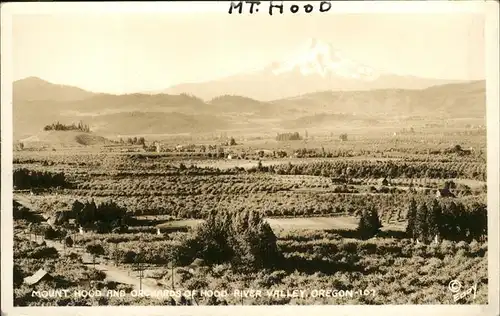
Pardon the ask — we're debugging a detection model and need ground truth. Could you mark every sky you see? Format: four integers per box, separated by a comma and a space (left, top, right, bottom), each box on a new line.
11, 7, 485, 94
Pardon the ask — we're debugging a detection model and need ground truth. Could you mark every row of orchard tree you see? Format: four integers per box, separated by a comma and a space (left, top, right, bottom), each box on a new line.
13, 168, 70, 190
406, 199, 487, 243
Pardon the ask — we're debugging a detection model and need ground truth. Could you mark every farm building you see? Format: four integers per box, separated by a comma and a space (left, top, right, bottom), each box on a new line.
24, 269, 52, 285
436, 188, 455, 198
378, 177, 390, 186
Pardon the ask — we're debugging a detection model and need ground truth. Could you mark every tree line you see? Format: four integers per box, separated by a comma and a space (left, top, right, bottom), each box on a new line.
406, 199, 487, 243
119, 137, 146, 146
276, 132, 302, 141
43, 121, 90, 132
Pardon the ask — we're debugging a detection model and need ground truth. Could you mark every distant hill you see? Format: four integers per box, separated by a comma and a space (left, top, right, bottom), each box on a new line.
12, 77, 485, 140
209, 95, 266, 113
89, 111, 232, 135
18, 130, 114, 149
272, 80, 486, 118
12, 78, 229, 139
13, 76, 96, 102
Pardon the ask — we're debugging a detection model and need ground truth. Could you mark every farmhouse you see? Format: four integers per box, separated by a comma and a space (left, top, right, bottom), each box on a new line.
24, 269, 52, 285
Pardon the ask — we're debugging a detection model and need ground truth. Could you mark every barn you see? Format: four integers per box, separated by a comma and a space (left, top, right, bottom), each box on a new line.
24, 269, 53, 285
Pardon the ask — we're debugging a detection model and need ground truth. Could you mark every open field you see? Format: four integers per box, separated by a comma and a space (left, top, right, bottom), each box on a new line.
267, 216, 361, 231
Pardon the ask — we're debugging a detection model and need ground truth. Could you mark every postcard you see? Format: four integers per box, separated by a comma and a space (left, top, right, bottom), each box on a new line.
1, 1, 498, 316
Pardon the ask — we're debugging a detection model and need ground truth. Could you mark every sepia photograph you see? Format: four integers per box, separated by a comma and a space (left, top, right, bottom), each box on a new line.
1, 1, 499, 315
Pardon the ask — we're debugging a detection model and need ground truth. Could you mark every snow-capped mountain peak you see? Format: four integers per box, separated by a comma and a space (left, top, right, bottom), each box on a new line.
270, 38, 380, 81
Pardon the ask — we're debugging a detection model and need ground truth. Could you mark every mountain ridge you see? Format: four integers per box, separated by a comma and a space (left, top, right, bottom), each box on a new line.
12, 76, 485, 140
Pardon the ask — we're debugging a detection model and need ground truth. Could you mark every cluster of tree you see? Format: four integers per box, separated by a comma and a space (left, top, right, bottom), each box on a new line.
13, 168, 70, 189
119, 137, 146, 146
218, 137, 237, 146
357, 208, 383, 239
174, 209, 281, 271
71, 199, 130, 233
276, 132, 302, 141
43, 121, 90, 132
406, 199, 487, 243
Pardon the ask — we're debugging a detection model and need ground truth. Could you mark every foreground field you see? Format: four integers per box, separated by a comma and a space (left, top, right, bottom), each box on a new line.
12, 131, 488, 306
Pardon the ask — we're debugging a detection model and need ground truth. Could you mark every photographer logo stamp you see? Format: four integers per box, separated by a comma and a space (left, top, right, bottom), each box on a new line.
448, 280, 478, 302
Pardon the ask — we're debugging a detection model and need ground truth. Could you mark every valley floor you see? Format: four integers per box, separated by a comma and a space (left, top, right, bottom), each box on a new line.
11, 135, 488, 306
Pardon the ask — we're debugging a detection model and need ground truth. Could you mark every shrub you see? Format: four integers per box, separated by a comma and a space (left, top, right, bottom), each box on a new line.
357, 208, 382, 239
86, 243, 105, 267
43, 226, 60, 240
64, 236, 74, 247
13, 265, 24, 287
30, 246, 59, 259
